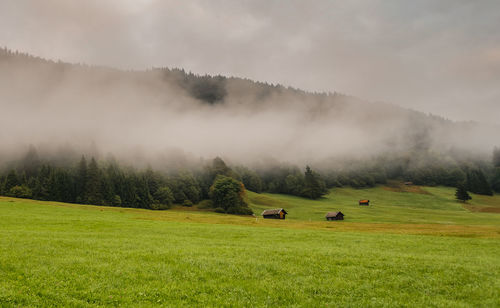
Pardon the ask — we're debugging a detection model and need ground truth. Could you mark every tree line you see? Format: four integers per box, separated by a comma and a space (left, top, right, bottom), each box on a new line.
1, 147, 499, 212
0, 149, 328, 214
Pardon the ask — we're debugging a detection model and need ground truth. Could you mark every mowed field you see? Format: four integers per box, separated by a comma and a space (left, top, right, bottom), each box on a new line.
1, 185, 500, 307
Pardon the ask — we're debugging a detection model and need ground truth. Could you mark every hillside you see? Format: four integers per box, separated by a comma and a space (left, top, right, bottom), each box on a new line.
1, 47, 498, 166
248, 185, 500, 226
1, 187, 499, 306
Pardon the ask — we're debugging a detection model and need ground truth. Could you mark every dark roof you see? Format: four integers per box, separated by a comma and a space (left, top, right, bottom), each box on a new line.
261, 208, 287, 215
325, 211, 344, 218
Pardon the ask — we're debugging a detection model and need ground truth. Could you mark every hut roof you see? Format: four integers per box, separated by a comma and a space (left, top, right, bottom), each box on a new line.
359, 199, 370, 203
261, 208, 287, 216
325, 211, 343, 218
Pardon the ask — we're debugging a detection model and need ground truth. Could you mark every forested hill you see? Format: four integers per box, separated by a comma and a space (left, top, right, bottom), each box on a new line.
0, 47, 498, 165
1, 47, 500, 210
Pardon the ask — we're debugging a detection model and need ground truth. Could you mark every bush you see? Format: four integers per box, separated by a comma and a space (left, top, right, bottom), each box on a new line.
197, 199, 214, 209
154, 187, 174, 206
112, 195, 122, 206
209, 175, 253, 215
183, 199, 193, 207
7, 185, 32, 199
214, 207, 225, 213
150, 203, 170, 210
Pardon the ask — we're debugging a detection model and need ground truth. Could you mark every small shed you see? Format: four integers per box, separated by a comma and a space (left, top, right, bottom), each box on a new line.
261, 208, 287, 219
359, 199, 370, 206
325, 211, 344, 221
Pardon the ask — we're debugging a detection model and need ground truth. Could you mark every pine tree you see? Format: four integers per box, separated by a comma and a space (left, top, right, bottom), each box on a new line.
466, 169, 493, 196
493, 147, 500, 168
76, 156, 88, 203
455, 183, 471, 202
491, 168, 500, 193
85, 157, 103, 205
22, 145, 40, 178
4, 170, 19, 191
301, 166, 327, 199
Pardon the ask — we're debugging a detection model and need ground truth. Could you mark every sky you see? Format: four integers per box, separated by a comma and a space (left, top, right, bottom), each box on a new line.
1, 0, 499, 124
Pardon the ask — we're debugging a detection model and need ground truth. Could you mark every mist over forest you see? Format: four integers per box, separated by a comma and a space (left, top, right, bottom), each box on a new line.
1, 48, 500, 210
1, 48, 498, 165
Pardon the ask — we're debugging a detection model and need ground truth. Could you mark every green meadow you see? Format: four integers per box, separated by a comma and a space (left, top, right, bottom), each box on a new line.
1, 185, 500, 307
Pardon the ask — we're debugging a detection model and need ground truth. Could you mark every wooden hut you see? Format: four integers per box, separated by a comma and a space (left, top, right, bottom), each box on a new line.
325, 211, 344, 221
359, 199, 370, 206
261, 208, 287, 219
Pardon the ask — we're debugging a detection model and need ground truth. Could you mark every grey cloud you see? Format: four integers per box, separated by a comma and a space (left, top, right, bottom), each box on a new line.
0, 0, 499, 125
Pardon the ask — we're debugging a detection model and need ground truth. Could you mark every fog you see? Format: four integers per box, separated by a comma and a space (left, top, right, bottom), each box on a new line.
1, 1, 499, 125
1, 49, 499, 170
1, 1, 500, 168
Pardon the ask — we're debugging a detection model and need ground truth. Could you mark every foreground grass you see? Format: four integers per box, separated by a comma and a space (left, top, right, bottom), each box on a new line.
1, 196, 500, 307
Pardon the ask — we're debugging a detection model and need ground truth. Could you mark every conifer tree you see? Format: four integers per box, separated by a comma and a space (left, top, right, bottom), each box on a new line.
455, 183, 471, 202
22, 145, 40, 178
85, 157, 103, 205
493, 147, 500, 168
301, 166, 327, 199
4, 170, 19, 191
76, 156, 88, 203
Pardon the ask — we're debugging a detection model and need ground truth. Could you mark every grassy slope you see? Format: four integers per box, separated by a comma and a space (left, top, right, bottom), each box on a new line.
1, 185, 500, 307
248, 186, 500, 226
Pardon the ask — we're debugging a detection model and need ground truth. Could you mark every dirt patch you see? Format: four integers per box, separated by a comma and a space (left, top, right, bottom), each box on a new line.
464, 204, 500, 214
383, 182, 431, 195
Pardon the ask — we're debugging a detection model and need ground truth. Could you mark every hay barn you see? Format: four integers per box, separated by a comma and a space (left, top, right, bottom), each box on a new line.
261, 208, 287, 219
325, 211, 344, 221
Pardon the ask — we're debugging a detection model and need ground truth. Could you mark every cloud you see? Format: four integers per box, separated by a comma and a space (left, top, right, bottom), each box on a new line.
0, 0, 499, 125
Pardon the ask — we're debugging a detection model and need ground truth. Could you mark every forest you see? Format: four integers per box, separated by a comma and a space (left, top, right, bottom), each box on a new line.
1, 48, 499, 212
1, 146, 499, 214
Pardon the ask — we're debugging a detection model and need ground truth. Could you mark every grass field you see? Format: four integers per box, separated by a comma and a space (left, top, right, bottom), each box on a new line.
1, 185, 499, 307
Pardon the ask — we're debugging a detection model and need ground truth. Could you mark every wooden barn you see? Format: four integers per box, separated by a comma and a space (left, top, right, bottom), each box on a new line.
261, 208, 288, 219
359, 199, 370, 206
325, 211, 344, 221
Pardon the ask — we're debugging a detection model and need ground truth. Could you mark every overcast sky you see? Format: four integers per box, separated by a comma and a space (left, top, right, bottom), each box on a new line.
1, 0, 499, 124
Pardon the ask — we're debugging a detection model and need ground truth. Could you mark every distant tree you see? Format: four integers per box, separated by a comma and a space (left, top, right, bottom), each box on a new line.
494, 147, 500, 168
234, 166, 263, 193
284, 174, 304, 196
7, 185, 32, 199
455, 183, 471, 202
76, 156, 88, 203
301, 166, 327, 199
491, 168, 500, 193
112, 195, 122, 207
211, 157, 234, 178
85, 157, 103, 205
4, 170, 19, 192
466, 169, 493, 196
209, 175, 252, 214
144, 167, 161, 196
154, 186, 174, 206
134, 175, 153, 209
22, 145, 40, 178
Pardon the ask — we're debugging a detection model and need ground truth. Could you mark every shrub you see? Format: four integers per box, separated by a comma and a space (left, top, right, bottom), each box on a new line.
214, 207, 225, 213
183, 199, 193, 207
209, 175, 253, 215
112, 195, 122, 206
197, 199, 214, 209
154, 187, 174, 206
150, 203, 170, 210
7, 185, 32, 199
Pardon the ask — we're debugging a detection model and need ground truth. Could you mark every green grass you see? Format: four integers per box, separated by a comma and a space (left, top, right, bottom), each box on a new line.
1, 185, 500, 307
249, 185, 500, 225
